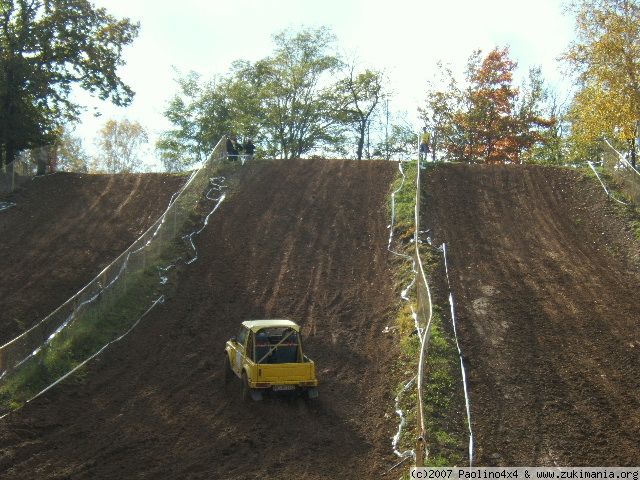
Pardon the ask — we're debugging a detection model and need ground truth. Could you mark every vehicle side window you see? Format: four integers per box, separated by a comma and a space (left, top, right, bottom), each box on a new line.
237, 327, 248, 347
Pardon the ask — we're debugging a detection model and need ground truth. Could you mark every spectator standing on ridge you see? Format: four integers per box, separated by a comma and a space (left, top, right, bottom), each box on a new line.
243, 138, 255, 161
226, 135, 238, 161
419, 127, 431, 161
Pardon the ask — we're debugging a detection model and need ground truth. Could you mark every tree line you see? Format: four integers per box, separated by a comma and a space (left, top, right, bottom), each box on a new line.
420, 0, 640, 166
2, 0, 640, 171
156, 27, 415, 171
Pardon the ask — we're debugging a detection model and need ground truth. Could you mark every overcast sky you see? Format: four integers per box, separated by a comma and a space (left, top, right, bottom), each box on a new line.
77, 0, 576, 167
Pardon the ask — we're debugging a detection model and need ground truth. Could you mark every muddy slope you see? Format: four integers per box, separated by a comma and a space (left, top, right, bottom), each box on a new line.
0, 173, 186, 343
0, 160, 401, 479
423, 163, 640, 465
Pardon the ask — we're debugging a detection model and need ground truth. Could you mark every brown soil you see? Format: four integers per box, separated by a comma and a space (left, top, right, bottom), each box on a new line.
0, 173, 186, 344
0, 159, 401, 479
423, 163, 640, 466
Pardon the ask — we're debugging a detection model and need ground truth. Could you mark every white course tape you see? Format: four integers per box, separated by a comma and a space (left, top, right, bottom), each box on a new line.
604, 138, 640, 178
587, 161, 628, 206
184, 179, 227, 265
0, 168, 201, 356
413, 156, 435, 468
442, 243, 475, 466
392, 375, 417, 458
0, 296, 165, 421
388, 162, 413, 261
0, 201, 16, 212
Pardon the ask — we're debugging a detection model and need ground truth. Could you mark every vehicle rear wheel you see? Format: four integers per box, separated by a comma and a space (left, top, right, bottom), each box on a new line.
241, 372, 263, 402
223, 355, 233, 384
306, 387, 319, 400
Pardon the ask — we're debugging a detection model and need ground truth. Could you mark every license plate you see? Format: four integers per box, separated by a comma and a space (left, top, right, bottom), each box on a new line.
273, 385, 295, 391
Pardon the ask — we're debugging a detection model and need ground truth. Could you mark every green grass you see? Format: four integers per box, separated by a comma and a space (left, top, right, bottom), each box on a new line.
388, 161, 468, 469
388, 161, 466, 466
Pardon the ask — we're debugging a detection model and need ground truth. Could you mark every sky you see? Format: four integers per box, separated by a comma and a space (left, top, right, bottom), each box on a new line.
76, 0, 576, 168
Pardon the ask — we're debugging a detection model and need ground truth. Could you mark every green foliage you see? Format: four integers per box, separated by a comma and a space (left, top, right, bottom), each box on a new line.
336, 66, 386, 159
158, 27, 351, 167
157, 72, 234, 171
0, 0, 139, 165
375, 121, 417, 162
157, 27, 398, 166
563, 0, 640, 160
421, 307, 466, 466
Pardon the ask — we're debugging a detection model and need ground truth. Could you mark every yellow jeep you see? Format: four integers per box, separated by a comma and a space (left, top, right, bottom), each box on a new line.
224, 319, 318, 401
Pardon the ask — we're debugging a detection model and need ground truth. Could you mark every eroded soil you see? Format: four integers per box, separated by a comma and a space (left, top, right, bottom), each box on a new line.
423, 163, 640, 465
0, 173, 186, 344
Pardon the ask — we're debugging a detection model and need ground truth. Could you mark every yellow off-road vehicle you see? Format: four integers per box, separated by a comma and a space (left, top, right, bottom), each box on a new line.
224, 319, 319, 401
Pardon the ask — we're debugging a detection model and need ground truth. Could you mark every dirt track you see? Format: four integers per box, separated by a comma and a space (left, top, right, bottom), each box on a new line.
0, 160, 400, 479
0, 173, 186, 344
423, 163, 640, 465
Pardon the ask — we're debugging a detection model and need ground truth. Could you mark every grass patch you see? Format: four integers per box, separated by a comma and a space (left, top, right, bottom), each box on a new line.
388, 161, 469, 471
388, 161, 466, 467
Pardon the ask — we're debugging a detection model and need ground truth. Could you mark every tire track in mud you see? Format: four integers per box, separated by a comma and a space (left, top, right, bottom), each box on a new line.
0, 160, 400, 479
423, 163, 640, 466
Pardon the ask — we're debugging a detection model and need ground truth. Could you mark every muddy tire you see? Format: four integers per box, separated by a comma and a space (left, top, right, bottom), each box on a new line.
241, 372, 263, 402
241, 372, 250, 401
306, 387, 319, 400
223, 355, 232, 384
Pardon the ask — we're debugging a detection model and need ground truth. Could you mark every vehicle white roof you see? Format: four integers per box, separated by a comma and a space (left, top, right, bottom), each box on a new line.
242, 319, 300, 332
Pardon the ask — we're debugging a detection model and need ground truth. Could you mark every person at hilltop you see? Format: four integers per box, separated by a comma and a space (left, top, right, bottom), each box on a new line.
243, 138, 255, 161
419, 127, 431, 162
226, 135, 239, 161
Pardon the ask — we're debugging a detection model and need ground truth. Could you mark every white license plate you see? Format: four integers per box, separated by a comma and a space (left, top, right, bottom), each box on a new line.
273, 385, 295, 391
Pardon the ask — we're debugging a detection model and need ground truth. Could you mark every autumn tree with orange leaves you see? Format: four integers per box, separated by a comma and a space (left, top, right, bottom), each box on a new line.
421, 47, 554, 164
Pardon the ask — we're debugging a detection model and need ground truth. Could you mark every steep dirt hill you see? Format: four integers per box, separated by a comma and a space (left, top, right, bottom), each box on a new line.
0, 159, 401, 479
423, 163, 640, 465
0, 173, 187, 344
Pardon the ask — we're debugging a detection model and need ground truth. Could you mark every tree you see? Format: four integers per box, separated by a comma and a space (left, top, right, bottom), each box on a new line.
562, 0, 640, 164
462, 47, 521, 163
421, 48, 553, 164
337, 66, 385, 159
419, 63, 462, 161
56, 126, 90, 172
244, 27, 344, 159
94, 119, 148, 173
157, 72, 233, 172
512, 67, 557, 162
0, 0, 139, 167
158, 27, 347, 166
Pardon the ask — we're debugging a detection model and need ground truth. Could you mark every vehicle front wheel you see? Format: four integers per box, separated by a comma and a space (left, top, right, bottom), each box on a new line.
306, 387, 319, 400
